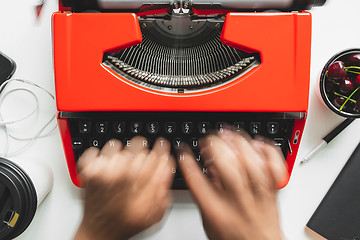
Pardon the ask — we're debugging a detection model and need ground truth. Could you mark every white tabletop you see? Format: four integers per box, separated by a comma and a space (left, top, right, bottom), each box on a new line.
1, 0, 360, 239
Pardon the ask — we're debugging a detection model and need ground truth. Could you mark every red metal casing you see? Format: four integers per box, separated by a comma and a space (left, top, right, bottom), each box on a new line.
53, 11, 311, 187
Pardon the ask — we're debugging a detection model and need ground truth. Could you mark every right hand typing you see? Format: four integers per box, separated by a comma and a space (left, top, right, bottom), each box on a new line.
179, 128, 288, 240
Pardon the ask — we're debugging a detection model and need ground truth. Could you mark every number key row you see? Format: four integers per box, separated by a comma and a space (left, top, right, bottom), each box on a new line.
80, 121, 214, 135
78, 120, 280, 136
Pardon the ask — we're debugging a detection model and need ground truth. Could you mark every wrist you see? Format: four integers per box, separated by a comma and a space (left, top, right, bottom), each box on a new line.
74, 223, 102, 240
74, 221, 130, 240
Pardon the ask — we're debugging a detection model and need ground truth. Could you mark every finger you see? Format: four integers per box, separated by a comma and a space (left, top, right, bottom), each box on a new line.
199, 134, 245, 194
206, 164, 225, 194
128, 150, 149, 181
228, 124, 253, 141
216, 130, 250, 188
134, 138, 171, 188
99, 139, 123, 158
145, 155, 175, 219
124, 136, 150, 156
78, 156, 107, 187
152, 138, 173, 186
103, 150, 133, 183
259, 140, 289, 188
141, 138, 171, 178
219, 129, 271, 194
123, 136, 150, 181
77, 147, 100, 172
149, 152, 176, 189
178, 144, 221, 212
152, 137, 171, 156
143, 150, 175, 221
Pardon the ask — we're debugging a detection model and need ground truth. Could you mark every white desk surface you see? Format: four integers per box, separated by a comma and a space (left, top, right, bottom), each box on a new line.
1, 0, 360, 239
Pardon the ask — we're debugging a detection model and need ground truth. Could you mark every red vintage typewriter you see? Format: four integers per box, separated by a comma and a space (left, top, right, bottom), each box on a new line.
53, 0, 325, 189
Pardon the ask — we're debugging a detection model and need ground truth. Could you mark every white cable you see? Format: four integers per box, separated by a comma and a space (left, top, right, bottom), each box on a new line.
0, 121, 10, 155
0, 87, 39, 155
0, 79, 56, 157
0, 88, 39, 125
5, 115, 56, 157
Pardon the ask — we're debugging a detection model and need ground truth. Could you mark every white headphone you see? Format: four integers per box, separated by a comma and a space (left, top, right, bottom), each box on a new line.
0, 79, 56, 157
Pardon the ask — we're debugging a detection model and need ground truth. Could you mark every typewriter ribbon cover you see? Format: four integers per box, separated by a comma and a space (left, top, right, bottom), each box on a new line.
53, 10, 311, 187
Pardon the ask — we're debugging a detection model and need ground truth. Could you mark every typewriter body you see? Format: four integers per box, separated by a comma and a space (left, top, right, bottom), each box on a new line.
53, 0, 322, 188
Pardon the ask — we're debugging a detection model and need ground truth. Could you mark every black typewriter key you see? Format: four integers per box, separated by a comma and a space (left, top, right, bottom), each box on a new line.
124, 137, 150, 148
171, 166, 177, 175
177, 152, 185, 162
250, 122, 262, 135
124, 138, 132, 147
194, 153, 201, 163
199, 122, 210, 134
233, 122, 245, 133
173, 138, 183, 150
181, 122, 193, 134
165, 122, 176, 134
273, 138, 284, 148
141, 138, 150, 148
96, 122, 108, 134
90, 138, 102, 148
216, 122, 226, 133
267, 122, 279, 135
72, 138, 83, 150
147, 122, 159, 134
190, 138, 199, 150
131, 122, 143, 134
79, 121, 91, 133
113, 122, 125, 134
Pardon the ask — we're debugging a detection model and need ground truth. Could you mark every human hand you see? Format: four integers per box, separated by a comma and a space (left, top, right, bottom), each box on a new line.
74, 137, 176, 240
179, 128, 288, 240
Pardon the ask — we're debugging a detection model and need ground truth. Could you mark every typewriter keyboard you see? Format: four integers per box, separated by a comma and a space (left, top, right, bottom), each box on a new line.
63, 112, 298, 189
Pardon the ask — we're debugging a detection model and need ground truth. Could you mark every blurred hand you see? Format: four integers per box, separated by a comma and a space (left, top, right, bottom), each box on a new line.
74, 137, 176, 240
179, 128, 288, 240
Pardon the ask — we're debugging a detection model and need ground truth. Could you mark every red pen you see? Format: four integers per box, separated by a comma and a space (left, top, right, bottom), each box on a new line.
35, 0, 45, 19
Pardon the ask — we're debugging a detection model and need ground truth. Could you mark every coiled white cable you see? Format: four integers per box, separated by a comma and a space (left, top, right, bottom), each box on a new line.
0, 79, 57, 157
